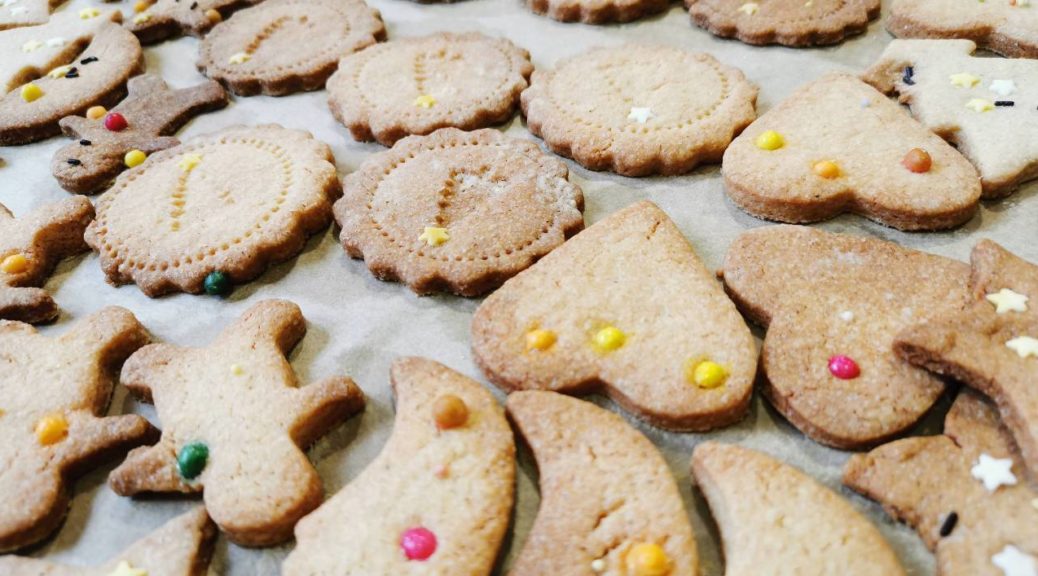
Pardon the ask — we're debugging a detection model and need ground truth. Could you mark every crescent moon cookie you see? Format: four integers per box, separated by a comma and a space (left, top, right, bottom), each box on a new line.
722, 73, 981, 231
863, 39, 1038, 198
471, 200, 758, 432
128, 0, 261, 44
887, 0, 1038, 59
721, 225, 971, 449
197, 0, 385, 97
0, 506, 217, 576
108, 299, 366, 547
526, 0, 668, 24
686, 0, 880, 47
0, 21, 143, 146
52, 74, 228, 195
0, 306, 154, 552
327, 32, 532, 146
845, 390, 1038, 576
895, 240, 1038, 480
0, 196, 94, 324
284, 357, 514, 576
335, 128, 585, 297
84, 124, 341, 297
691, 442, 906, 576
507, 391, 699, 576
521, 45, 757, 177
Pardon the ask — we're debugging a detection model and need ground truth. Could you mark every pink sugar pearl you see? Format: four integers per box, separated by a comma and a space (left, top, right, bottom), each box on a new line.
400, 526, 437, 561
828, 355, 861, 379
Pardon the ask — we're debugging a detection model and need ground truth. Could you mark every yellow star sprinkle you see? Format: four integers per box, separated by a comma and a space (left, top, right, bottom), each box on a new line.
78, 7, 100, 18
132, 13, 151, 24
949, 73, 980, 88
419, 226, 449, 246
178, 153, 202, 172
987, 288, 1029, 314
1006, 336, 1038, 359
21, 39, 43, 52
414, 94, 436, 108
965, 98, 994, 113
738, 2, 759, 14
107, 560, 148, 576
228, 52, 251, 65
230, 364, 244, 375
46, 65, 72, 79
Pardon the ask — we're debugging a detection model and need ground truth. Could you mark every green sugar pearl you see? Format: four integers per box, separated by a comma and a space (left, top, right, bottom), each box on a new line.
203, 271, 231, 296
177, 442, 209, 480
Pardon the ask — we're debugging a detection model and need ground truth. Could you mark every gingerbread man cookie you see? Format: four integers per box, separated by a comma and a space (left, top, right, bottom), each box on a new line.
863, 39, 1038, 198
521, 44, 757, 176
0, 306, 154, 552
108, 300, 365, 546
896, 240, 1038, 480
52, 74, 228, 194
84, 124, 340, 297
686, 0, 880, 46
472, 201, 758, 432
284, 357, 514, 575
507, 391, 699, 576
128, 0, 261, 44
0, 506, 217, 576
692, 442, 906, 576
888, 0, 1038, 58
721, 225, 971, 449
845, 390, 1038, 576
526, 0, 668, 24
722, 73, 981, 231
0, 196, 94, 323
336, 128, 585, 296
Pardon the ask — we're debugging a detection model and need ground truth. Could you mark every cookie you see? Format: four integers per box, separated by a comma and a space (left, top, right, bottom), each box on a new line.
895, 240, 1038, 480
722, 73, 981, 231
506, 391, 698, 575
284, 357, 513, 575
521, 45, 757, 177
472, 200, 757, 431
327, 32, 532, 146
0, 196, 94, 323
335, 128, 585, 297
0, 506, 217, 576
862, 39, 1038, 198
0, 0, 55, 31
128, 0, 260, 44
720, 225, 971, 449
686, 0, 880, 46
691, 441, 906, 576
887, 0, 1038, 59
53, 74, 228, 195
526, 0, 668, 24
84, 124, 340, 297
108, 299, 365, 547
0, 306, 154, 552
0, 21, 143, 146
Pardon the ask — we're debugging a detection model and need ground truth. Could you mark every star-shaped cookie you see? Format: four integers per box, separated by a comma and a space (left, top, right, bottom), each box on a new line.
0, 306, 154, 552
896, 240, 1038, 479
108, 299, 365, 547
887, 0, 1038, 58
0, 197, 94, 324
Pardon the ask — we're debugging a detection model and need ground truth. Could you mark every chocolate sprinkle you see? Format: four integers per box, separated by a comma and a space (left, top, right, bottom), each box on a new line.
190, 2, 198, 8
79, 139, 91, 146
80, 56, 98, 65
64, 67, 79, 79
903, 66, 915, 86
995, 101, 1015, 107
67, 158, 82, 166
939, 512, 958, 537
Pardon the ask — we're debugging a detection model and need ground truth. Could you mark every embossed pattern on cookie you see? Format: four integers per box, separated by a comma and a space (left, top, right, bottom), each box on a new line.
328, 32, 532, 146
198, 0, 384, 96
526, 0, 668, 24
521, 45, 757, 177
128, 0, 262, 44
84, 124, 341, 296
888, 0, 1038, 58
686, 0, 880, 46
336, 128, 584, 297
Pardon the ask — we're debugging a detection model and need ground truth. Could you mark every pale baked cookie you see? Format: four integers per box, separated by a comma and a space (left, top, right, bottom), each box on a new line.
721, 225, 971, 449
692, 442, 906, 576
108, 300, 365, 547
888, 0, 1038, 58
526, 0, 668, 24
284, 357, 514, 575
472, 201, 757, 431
686, 0, 880, 46
507, 391, 699, 576
0, 0, 59, 31
722, 73, 981, 231
0, 21, 143, 145
53, 75, 228, 194
521, 45, 757, 177
845, 390, 1038, 576
863, 39, 1038, 198
896, 240, 1038, 480
84, 124, 340, 297
0, 196, 93, 323
0, 306, 154, 552
197, 0, 384, 97
0, 506, 217, 576
128, 0, 261, 44
336, 128, 585, 296
328, 32, 532, 146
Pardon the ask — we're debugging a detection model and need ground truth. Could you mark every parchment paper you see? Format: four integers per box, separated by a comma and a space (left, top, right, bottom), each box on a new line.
2, 0, 1036, 572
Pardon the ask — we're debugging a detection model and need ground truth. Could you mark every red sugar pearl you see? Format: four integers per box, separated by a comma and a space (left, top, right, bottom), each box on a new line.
400, 527, 437, 561
828, 355, 861, 379
103, 112, 128, 132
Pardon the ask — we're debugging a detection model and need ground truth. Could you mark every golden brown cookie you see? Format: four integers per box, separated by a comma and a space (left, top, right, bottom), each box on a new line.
128, 0, 260, 44
686, 0, 880, 46
887, 0, 1038, 59
0, 0, 59, 31
526, 0, 668, 24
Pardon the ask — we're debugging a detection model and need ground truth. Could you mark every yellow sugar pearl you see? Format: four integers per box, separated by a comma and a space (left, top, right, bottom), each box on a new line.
124, 149, 147, 168
133, 0, 150, 12
230, 363, 244, 375
755, 130, 784, 151
35, 414, 69, 446
1, 253, 29, 274
20, 83, 43, 103
414, 94, 436, 108
79, 7, 100, 18
525, 329, 557, 351
688, 360, 728, 389
625, 543, 670, 576
87, 105, 107, 120
418, 226, 449, 246
178, 153, 202, 172
205, 8, 222, 22
592, 326, 626, 352
812, 160, 840, 179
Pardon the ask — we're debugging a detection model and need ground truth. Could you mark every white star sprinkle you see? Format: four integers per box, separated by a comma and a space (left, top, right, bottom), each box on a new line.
971, 453, 1018, 492
990, 79, 1017, 97
839, 310, 854, 322
987, 288, 1029, 314
1007, 336, 1038, 359
627, 107, 655, 123
992, 545, 1037, 576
